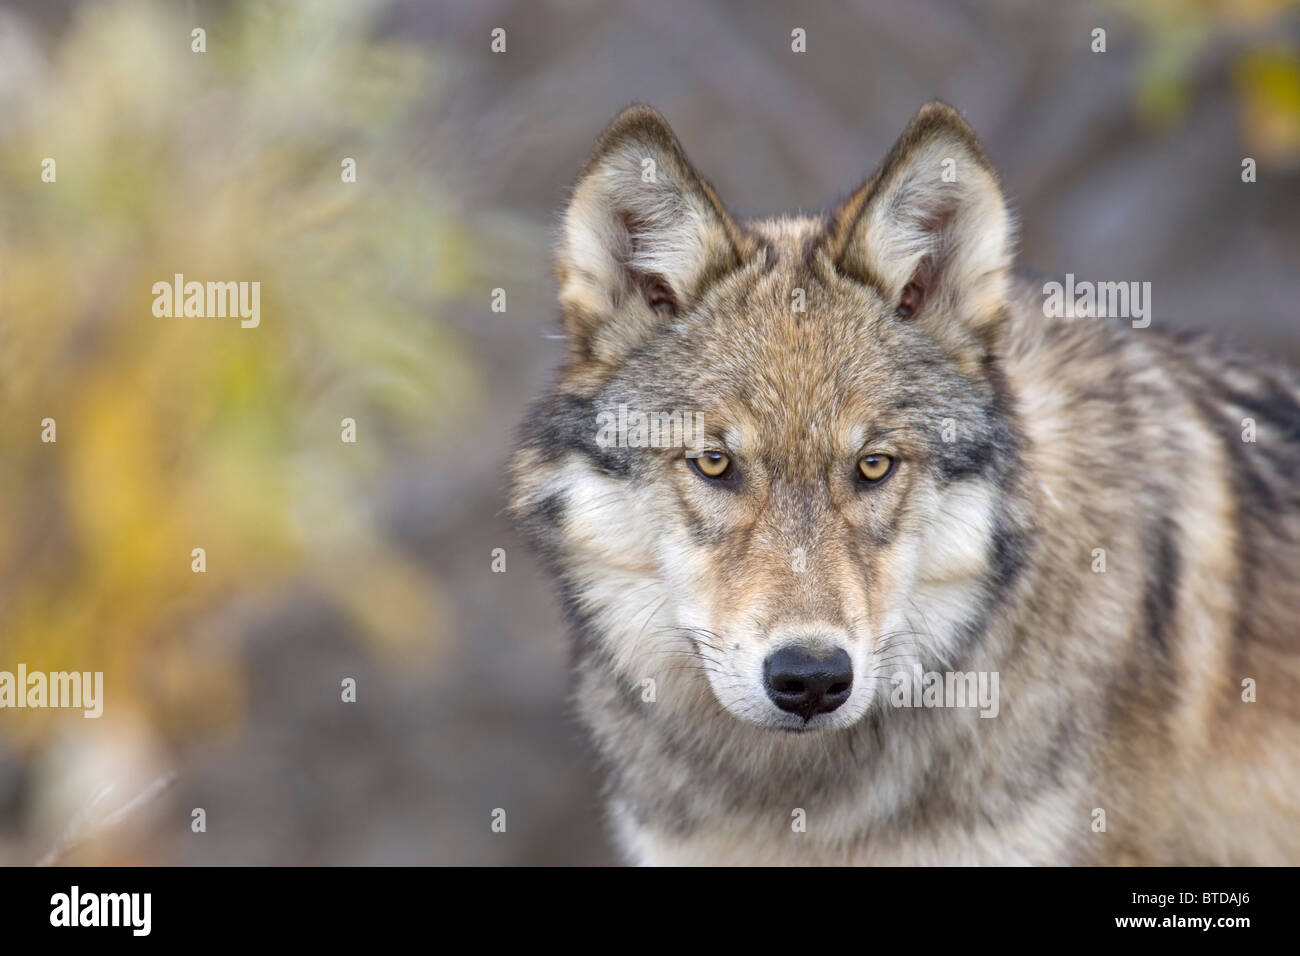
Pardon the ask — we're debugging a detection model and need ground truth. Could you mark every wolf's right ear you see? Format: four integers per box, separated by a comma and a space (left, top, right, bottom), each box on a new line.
556, 106, 753, 365
825, 102, 1013, 344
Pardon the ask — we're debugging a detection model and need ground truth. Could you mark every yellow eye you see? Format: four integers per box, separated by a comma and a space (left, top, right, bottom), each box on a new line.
858, 454, 894, 483
691, 451, 733, 480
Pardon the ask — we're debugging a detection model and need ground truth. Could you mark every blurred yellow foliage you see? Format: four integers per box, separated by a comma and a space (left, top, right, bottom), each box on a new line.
1119, 0, 1300, 165
1234, 47, 1300, 163
0, 0, 481, 740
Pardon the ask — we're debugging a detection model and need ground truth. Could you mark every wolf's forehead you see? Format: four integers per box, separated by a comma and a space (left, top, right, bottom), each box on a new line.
722, 412, 871, 463
649, 216, 910, 457
701, 334, 899, 461
696, 270, 893, 384
745, 215, 827, 259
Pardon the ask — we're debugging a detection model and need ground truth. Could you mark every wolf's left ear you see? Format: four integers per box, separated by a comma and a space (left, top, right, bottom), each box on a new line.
826, 101, 1013, 340
557, 105, 754, 365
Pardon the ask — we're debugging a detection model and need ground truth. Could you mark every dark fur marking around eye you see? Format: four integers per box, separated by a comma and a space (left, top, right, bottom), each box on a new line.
524, 391, 632, 478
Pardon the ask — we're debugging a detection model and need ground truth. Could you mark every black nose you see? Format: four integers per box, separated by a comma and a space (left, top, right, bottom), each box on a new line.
763, 646, 853, 720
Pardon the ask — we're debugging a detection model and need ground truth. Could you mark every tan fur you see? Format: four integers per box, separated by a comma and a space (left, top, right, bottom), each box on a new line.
511, 102, 1300, 865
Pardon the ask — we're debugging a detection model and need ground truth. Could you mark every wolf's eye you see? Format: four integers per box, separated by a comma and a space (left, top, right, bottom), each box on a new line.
691, 451, 734, 481
857, 454, 895, 484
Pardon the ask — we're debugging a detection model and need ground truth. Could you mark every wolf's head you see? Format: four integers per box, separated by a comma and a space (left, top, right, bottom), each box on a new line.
512, 102, 1027, 734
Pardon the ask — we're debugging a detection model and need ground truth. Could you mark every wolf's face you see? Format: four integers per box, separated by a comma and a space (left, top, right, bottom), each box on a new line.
513, 103, 1025, 733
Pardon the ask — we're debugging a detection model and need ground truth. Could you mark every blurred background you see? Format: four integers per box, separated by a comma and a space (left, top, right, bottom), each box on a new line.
0, 0, 1296, 865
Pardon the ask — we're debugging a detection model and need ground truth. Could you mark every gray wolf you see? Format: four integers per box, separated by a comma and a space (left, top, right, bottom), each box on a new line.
509, 102, 1300, 865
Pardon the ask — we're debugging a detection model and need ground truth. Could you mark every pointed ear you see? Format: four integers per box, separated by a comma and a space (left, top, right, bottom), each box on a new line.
825, 102, 1013, 341
556, 105, 754, 365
